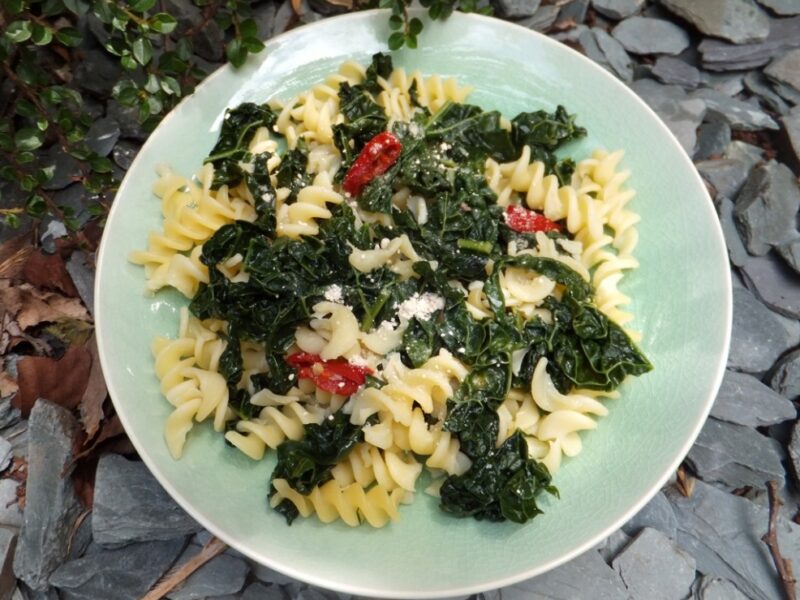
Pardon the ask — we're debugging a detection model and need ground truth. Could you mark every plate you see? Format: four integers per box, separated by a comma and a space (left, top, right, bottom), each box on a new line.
95, 10, 731, 598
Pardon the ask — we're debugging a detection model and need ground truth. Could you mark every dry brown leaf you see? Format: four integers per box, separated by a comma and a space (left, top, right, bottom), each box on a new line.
0, 280, 90, 330
0, 312, 51, 356
79, 335, 107, 439
0, 372, 17, 398
14, 345, 92, 417
23, 250, 78, 297
0, 233, 34, 280
74, 414, 125, 461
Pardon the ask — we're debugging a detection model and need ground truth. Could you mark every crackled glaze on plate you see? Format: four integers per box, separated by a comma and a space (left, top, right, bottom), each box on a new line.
95, 10, 731, 598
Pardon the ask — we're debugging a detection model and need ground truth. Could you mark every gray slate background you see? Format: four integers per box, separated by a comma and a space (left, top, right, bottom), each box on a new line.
3, 0, 800, 598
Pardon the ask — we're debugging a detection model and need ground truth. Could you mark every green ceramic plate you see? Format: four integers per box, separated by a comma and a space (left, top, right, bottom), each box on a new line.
95, 10, 731, 598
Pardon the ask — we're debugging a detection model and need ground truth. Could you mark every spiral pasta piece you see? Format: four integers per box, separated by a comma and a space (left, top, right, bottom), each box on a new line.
331, 443, 422, 492
276, 171, 343, 238
271, 478, 406, 528
348, 234, 423, 280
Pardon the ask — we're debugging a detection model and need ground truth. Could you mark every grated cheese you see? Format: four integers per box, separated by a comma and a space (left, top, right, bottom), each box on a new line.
323, 284, 343, 303
396, 293, 445, 322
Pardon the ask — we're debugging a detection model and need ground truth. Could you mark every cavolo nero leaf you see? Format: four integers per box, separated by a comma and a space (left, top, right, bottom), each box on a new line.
511, 105, 587, 152
426, 102, 516, 163
204, 103, 277, 188
440, 431, 556, 523
270, 411, 371, 524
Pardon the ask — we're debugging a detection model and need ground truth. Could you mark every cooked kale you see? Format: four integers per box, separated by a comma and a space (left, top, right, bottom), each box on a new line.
204, 103, 278, 189
270, 411, 368, 524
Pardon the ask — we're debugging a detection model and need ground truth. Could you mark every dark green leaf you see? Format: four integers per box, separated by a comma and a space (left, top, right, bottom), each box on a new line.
388, 31, 405, 50
14, 128, 44, 151
149, 12, 177, 33
55, 26, 82, 47
129, 0, 156, 11
132, 37, 154, 66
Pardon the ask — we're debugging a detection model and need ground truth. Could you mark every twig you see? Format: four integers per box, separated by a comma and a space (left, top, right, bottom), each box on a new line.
762, 480, 797, 600
140, 536, 228, 600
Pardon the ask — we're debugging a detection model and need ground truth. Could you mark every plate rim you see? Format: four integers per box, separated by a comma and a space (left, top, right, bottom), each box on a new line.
94, 9, 732, 598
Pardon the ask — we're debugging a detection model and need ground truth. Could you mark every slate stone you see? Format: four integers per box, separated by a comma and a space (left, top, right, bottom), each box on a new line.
687, 416, 785, 491
39, 145, 82, 191
49, 538, 186, 600
559, 0, 591, 23
765, 48, 800, 95
728, 286, 800, 373
593, 28, 634, 81
12, 400, 81, 591
519, 5, 561, 31
67, 513, 92, 561
592, 0, 644, 19
612, 17, 690, 55
735, 160, 800, 255
492, 0, 540, 19
612, 528, 695, 600
252, 1, 278, 38
667, 479, 800, 600
692, 575, 750, 600
712, 369, 795, 427
716, 196, 750, 267
105, 100, 148, 141
191, 21, 224, 62
166, 549, 249, 600
789, 420, 800, 484
725, 139, 764, 165
85, 117, 120, 157
701, 71, 746, 96
757, 0, 800, 14
18, 583, 59, 600
699, 16, 800, 71
0, 527, 17, 600
72, 49, 121, 97
741, 253, 800, 318
695, 121, 731, 161
652, 56, 701, 88
691, 88, 778, 131
596, 529, 632, 563
783, 106, 800, 165
695, 159, 753, 199
241, 582, 287, 600
162, 0, 201, 34
0, 436, 10, 473
92, 454, 201, 545
772, 349, 800, 400
500, 550, 628, 599
0, 398, 19, 432
53, 185, 91, 230
251, 562, 298, 586
0, 480, 22, 529
660, 0, 770, 43
778, 239, 800, 274
65, 251, 95, 316
630, 79, 706, 153
744, 70, 791, 115
621, 492, 678, 540
272, 0, 296, 37
111, 140, 140, 171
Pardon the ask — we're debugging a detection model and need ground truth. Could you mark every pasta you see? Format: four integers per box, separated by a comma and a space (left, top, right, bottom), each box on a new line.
132, 53, 651, 528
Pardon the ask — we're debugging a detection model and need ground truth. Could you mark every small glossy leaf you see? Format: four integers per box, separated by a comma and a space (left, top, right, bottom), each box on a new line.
129, 0, 156, 12
120, 54, 137, 70
240, 18, 258, 38
14, 128, 44, 151
4, 0, 24, 15
26, 195, 47, 218
15, 99, 37, 118
16, 151, 35, 164
242, 37, 264, 53
405, 33, 418, 49
388, 31, 405, 50
41, 0, 65, 16
55, 26, 82, 47
132, 37, 154, 66
408, 17, 423, 35
226, 38, 247, 68
160, 75, 181, 96
89, 156, 113, 173
5, 21, 32, 43
150, 12, 177, 33
144, 73, 160, 93
31, 24, 54, 46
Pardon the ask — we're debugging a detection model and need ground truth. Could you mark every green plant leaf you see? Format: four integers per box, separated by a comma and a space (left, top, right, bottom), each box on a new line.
388, 31, 405, 50
89, 156, 113, 173
129, 0, 156, 12
226, 38, 247, 68
242, 36, 264, 53
25, 195, 47, 218
3, 0, 25, 15
240, 18, 258, 38
120, 54, 137, 70
31, 24, 54, 45
132, 37, 154, 65
5, 21, 32, 43
150, 12, 177, 33
14, 128, 44, 151
408, 17, 423, 35
55, 26, 82, 47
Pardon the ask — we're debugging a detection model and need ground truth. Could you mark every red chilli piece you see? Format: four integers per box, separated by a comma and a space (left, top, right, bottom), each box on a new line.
342, 131, 403, 197
286, 352, 320, 368
504, 205, 562, 233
